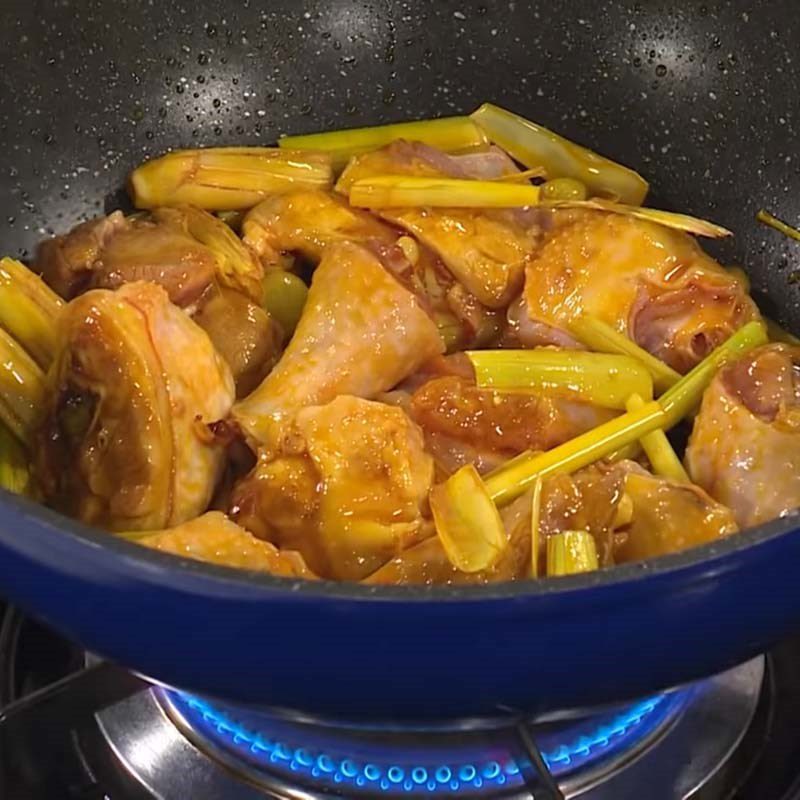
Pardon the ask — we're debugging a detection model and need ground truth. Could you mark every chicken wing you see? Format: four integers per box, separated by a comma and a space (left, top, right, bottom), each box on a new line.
135, 511, 315, 578
336, 141, 544, 309
232, 242, 443, 445
522, 210, 759, 371
37, 282, 234, 531
232, 395, 433, 580
685, 344, 800, 528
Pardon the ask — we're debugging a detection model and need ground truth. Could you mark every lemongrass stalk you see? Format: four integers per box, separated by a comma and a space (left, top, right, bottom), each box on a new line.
129, 147, 334, 210
0, 328, 46, 445
470, 103, 649, 205
484, 400, 666, 506
429, 463, 508, 572
569, 315, 680, 394
659, 321, 768, 427
350, 175, 541, 209
0, 258, 64, 369
0, 422, 31, 496
757, 209, 800, 243
530, 476, 543, 578
625, 393, 689, 482
606, 441, 642, 463
262, 270, 309, 338
467, 349, 652, 409
546, 531, 599, 576
765, 317, 800, 346
279, 116, 487, 171
548, 198, 731, 238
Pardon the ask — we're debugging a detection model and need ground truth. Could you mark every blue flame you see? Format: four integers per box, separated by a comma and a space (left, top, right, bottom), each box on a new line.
169, 689, 689, 796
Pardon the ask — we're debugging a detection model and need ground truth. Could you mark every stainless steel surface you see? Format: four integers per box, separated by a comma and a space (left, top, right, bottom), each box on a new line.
93, 658, 764, 800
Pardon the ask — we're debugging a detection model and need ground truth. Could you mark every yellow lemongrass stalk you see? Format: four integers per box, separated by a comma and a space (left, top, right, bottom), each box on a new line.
0, 422, 32, 495
467, 349, 653, 409
569, 314, 680, 394
530, 477, 543, 578
546, 531, 599, 576
429, 463, 508, 572
549, 198, 731, 238
129, 147, 334, 210
484, 400, 666, 506
279, 116, 487, 171
350, 176, 541, 209
470, 103, 649, 205
625, 393, 689, 482
757, 209, 800, 243
0, 328, 46, 445
0, 258, 64, 369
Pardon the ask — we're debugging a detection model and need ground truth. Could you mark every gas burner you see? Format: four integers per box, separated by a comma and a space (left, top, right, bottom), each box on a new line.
85, 659, 763, 799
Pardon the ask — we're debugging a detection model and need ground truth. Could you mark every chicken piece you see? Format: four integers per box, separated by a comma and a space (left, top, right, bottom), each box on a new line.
685, 344, 800, 528
193, 287, 283, 398
613, 466, 738, 561
232, 395, 434, 580
36, 207, 263, 308
36, 211, 216, 306
409, 375, 616, 478
37, 282, 234, 531
242, 190, 502, 349
232, 242, 444, 445
336, 141, 544, 309
136, 512, 315, 578
364, 489, 534, 586
522, 210, 760, 372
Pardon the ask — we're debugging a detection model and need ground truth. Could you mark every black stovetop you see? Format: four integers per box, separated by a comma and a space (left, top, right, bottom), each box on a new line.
3, 604, 800, 800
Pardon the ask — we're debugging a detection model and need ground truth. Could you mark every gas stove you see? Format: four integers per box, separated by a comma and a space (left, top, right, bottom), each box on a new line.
2, 605, 800, 800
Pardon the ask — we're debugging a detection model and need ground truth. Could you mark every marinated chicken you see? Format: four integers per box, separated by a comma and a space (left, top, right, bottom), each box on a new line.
37, 281, 234, 531
686, 344, 800, 528
522, 210, 760, 372
3, 105, 796, 587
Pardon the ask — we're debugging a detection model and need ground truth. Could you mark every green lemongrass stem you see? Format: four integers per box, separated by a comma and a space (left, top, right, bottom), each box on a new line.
569, 315, 681, 394
484, 400, 666, 506
625, 393, 689, 482
470, 103, 649, 205
530, 477, 543, 578
0, 422, 31, 495
349, 175, 541, 209
429, 463, 509, 573
659, 321, 768, 427
547, 198, 732, 238
279, 116, 488, 171
0, 258, 64, 369
467, 349, 653, 409
546, 531, 599, 576
0, 328, 46, 445
757, 209, 800, 243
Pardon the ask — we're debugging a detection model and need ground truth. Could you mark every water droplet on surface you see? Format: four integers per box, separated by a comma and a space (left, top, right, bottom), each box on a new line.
206, 24, 218, 38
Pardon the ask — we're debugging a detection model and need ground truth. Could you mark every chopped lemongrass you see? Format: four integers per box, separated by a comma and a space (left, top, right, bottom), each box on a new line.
569, 315, 680, 394
765, 317, 800, 346
429, 463, 508, 572
547, 198, 732, 238
541, 177, 588, 201
0, 422, 31, 496
484, 400, 666, 506
129, 147, 334, 210
262, 270, 309, 338
278, 116, 488, 171
757, 209, 800, 243
659, 320, 768, 427
613, 493, 634, 529
349, 175, 541, 209
625, 393, 690, 482
470, 103, 649, 205
467, 349, 653, 409
0, 257, 63, 369
546, 531, 599, 576
0, 328, 46, 445
530, 477, 543, 578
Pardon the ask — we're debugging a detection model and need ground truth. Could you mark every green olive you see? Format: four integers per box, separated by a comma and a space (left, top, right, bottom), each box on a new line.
541, 177, 588, 202
262, 269, 309, 338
